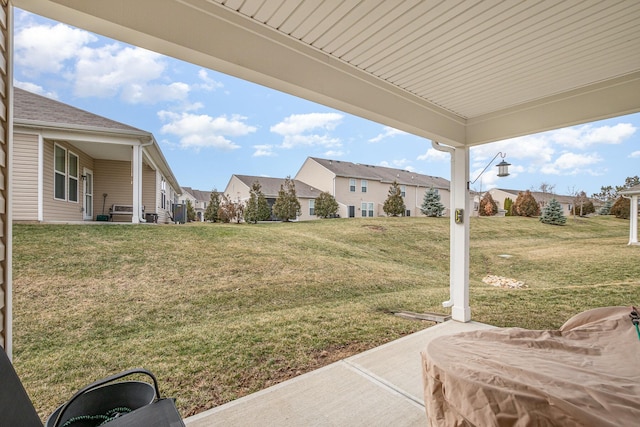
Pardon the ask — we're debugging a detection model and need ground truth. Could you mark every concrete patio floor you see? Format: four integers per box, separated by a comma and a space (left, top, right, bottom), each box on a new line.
184, 320, 495, 426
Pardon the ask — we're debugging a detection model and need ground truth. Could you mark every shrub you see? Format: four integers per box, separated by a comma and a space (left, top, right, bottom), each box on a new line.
610, 196, 630, 219
512, 190, 540, 217
479, 192, 498, 216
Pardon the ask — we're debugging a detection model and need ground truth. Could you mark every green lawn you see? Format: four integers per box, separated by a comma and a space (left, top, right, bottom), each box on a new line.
11, 215, 640, 419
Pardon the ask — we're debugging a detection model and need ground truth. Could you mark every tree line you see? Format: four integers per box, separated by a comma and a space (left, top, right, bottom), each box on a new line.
185, 178, 447, 223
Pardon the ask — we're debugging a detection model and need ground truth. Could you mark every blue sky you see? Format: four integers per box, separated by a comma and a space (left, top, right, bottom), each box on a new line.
14, 9, 639, 196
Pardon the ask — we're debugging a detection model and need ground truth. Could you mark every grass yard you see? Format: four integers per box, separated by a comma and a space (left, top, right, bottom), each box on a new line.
11, 215, 640, 420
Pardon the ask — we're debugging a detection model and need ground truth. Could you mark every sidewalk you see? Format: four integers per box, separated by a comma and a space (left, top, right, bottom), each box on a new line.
185, 320, 494, 426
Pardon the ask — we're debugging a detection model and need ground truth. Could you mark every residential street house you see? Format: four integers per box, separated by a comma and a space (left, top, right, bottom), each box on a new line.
179, 187, 213, 222
294, 157, 450, 218
224, 175, 322, 221
12, 88, 181, 223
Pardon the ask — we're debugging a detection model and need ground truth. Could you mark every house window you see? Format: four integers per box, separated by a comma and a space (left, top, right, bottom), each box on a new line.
68, 152, 79, 202
349, 179, 356, 192
161, 178, 167, 209
309, 199, 315, 216
400, 185, 406, 197
362, 202, 373, 217
361, 180, 368, 192
54, 145, 66, 200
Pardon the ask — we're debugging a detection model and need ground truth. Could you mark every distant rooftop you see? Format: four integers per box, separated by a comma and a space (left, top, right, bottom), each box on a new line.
310, 157, 449, 189
233, 175, 322, 199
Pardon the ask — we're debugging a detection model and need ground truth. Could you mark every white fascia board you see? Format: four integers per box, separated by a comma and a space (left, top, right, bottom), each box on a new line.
466, 71, 640, 146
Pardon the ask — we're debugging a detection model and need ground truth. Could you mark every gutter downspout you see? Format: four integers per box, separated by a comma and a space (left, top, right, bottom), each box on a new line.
431, 141, 455, 308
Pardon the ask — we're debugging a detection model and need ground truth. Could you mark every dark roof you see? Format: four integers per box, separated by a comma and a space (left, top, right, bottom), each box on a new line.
309, 157, 449, 189
182, 187, 213, 202
233, 175, 322, 198
13, 87, 144, 133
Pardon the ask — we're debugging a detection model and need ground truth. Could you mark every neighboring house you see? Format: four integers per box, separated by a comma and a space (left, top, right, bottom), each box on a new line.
294, 157, 450, 218
12, 88, 181, 223
180, 187, 213, 222
489, 188, 587, 217
224, 175, 322, 221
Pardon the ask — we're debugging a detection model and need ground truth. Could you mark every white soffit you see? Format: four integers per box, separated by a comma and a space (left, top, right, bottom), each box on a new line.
13, 0, 640, 146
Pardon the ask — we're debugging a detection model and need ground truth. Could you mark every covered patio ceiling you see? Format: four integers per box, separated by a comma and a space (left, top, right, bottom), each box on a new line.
14, 0, 640, 147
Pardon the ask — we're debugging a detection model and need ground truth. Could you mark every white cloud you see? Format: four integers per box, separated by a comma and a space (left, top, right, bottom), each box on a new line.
253, 145, 275, 157
368, 126, 407, 143
630, 151, 640, 158
271, 113, 343, 149
14, 80, 58, 99
271, 112, 343, 135
15, 22, 96, 75
159, 111, 256, 150
15, 16, 194, 105
417, 148, 450, 162
196, 69, 224, 91
73, 45, 189, 103
472, 136, 554, 165
539, 152, 602, 175
551, 123, 636, 148
324, 150, 346, 157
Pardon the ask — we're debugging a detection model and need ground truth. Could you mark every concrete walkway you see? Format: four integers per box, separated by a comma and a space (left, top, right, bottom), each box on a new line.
185, 320, 494, 426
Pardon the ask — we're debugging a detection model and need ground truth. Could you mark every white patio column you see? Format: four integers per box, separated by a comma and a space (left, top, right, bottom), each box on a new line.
131, 144, 142, 223
630, 194, 638, 245
432, 141, 471, 322
450, 146, 471, 322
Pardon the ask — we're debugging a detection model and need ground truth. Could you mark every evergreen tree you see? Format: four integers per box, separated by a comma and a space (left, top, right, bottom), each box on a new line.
479, 192, 498, 216
244, 181, 271, 224
315, 191, 339, 218
204, 190, 221, 222
512, 190, 540, 217
504, 197, 513, 216
420, 187, 444, 217
598, 199, 614, 215
610, 196, 630, 219
383, 180, 406, 217
539, 198, 566, 225
272, 176, 301, 222
186, 199, 196, 222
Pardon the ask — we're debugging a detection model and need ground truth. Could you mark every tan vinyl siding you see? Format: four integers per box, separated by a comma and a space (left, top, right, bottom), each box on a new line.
94, 159, 132, 221
12, 133, 39, 221
294, 157, 335, 193
42, 140, 93, 221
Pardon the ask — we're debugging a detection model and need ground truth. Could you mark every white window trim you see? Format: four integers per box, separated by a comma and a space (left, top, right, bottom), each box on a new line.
53, 143, 67, 201
349, 178, 356, 192
68, 150, 79, 203
309, 199, 315, 216
361, 179, 368, 192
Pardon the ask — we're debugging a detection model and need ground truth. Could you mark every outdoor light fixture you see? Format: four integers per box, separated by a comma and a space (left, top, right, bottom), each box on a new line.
470, 152, 510, 185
